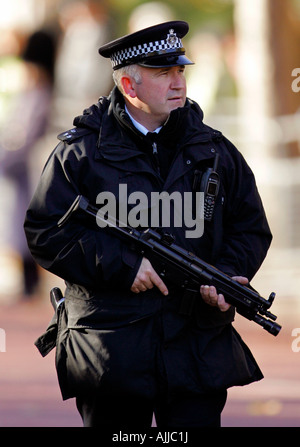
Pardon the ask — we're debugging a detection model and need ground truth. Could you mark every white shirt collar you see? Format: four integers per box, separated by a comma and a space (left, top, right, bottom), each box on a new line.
125, 105, 162, 135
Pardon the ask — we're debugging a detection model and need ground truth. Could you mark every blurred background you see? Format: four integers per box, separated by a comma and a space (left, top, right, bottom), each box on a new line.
0, 0, 299, 427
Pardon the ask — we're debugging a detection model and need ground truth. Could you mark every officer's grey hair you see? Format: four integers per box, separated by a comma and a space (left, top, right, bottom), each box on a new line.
113, 65, 142, 94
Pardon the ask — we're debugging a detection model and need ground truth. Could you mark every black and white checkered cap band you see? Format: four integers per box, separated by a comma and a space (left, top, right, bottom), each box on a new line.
110, 35, 183, 68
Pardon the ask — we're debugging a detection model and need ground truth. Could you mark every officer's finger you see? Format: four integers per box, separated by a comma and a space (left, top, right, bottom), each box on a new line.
217, 294, 231, 312
200, 285, 231, 311
232, 276, 249, 285
150, 270, 169, 296
200, 285, 218, 305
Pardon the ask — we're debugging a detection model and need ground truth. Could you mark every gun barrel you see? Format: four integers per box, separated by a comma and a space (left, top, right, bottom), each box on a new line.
254, 314, 281, 336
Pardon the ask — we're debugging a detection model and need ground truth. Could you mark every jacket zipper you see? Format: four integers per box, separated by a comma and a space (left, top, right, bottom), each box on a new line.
152, 141, 160, 175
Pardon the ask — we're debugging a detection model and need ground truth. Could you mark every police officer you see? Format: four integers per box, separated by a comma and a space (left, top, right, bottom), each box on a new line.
25, 21, 272, 427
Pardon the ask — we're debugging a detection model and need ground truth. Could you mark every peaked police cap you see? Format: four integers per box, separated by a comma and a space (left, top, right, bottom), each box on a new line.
98, 21, 194, 70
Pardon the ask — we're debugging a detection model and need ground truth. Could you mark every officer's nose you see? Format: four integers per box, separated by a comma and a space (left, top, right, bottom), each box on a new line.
170, 71, 185, 90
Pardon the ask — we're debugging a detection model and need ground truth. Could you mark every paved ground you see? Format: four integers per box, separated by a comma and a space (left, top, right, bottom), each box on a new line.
0, 289, 299, 428
0, 295, 81, 427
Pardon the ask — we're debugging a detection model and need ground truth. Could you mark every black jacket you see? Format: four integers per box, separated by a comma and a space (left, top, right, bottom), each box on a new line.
25, 87, 272, 400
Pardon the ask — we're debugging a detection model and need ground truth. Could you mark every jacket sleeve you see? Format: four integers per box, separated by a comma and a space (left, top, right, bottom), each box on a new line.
24, 141, 142, 291
214, 137, 272, 281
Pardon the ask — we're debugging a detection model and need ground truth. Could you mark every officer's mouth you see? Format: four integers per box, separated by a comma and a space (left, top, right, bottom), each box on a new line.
168, 96, 184, 105
169, 96, 182, 101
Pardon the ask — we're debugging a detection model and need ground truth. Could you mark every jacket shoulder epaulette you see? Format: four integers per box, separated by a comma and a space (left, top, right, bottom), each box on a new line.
57, 127, 94, 144
205, 124, 223, 142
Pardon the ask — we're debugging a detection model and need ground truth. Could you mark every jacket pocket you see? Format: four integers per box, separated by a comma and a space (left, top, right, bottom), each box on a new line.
56, 317, 156, 400
199, 324, 263, 391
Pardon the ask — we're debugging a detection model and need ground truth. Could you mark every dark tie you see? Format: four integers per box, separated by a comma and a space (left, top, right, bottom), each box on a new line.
146, 131, 158, 142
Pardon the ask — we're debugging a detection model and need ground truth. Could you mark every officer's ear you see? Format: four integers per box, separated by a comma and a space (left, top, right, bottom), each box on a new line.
121, 75, 137, 98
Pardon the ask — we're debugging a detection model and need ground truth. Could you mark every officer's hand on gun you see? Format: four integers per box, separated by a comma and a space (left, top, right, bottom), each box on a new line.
131, 257, 248, 312
200, 276, 248, 312
131, 258, 169, 296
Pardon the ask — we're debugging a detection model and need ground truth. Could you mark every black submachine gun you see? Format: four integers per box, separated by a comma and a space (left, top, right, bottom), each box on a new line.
58, 195, 281, 336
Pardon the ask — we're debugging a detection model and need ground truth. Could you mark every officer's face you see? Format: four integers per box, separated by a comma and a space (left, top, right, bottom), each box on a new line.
124, 65, 187, 130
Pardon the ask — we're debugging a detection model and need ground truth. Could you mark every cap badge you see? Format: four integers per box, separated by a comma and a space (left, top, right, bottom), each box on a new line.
166, 29, 177, 47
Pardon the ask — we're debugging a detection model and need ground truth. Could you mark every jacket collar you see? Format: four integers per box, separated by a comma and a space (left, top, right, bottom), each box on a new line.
74, 87, 222, 184
100, 87, 214, 151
